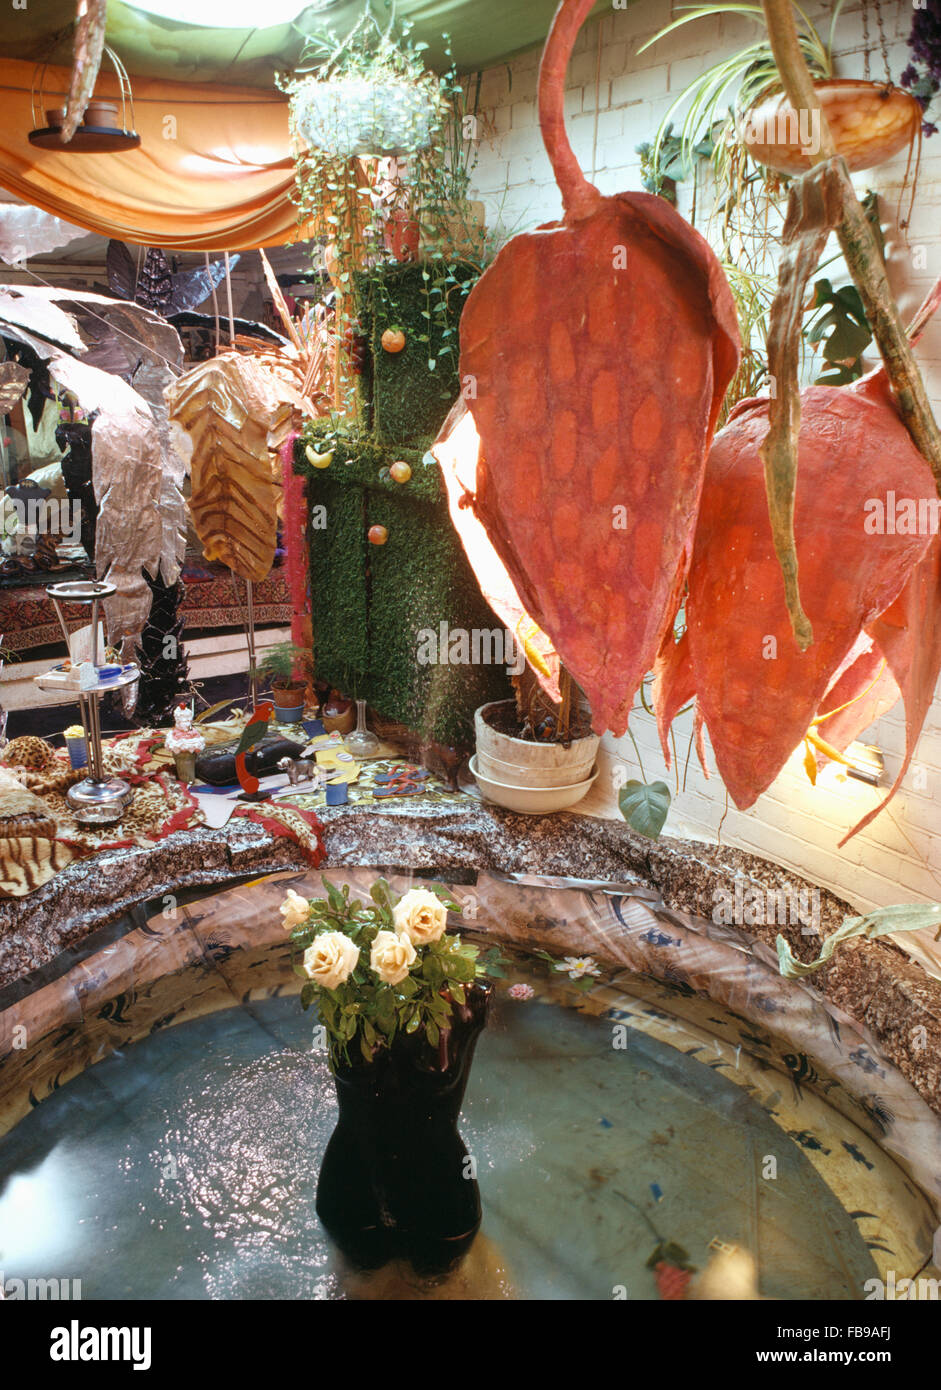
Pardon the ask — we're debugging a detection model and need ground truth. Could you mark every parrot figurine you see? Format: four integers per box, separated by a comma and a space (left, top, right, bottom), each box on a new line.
234, 701, 274, 797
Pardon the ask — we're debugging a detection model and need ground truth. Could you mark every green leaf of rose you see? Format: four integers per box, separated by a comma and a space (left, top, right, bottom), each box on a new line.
322, 876, 347, 915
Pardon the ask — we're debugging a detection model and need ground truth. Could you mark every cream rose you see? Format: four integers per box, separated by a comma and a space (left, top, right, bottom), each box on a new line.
370, 929, 417, 986
393, 887, 448, 946
302, 931, 360, 990
280, 888, 310, 931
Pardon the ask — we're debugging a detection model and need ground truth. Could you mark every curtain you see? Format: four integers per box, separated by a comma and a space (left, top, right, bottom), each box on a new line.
0, 59, 308, 251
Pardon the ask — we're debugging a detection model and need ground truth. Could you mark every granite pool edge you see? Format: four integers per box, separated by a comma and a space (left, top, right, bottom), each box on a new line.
0, 798, 938, 1117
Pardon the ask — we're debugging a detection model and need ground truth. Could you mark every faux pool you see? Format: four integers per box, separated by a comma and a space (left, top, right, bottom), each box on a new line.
0, 951, 879, 1300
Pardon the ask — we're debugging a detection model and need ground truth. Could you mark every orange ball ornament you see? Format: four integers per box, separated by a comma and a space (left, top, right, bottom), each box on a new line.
389, 461, 412, 484
381, 327, 406, 353
368, 524, 388, 546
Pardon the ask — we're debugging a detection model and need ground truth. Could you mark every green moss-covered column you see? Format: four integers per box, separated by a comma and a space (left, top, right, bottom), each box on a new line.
295, 424, 511, 747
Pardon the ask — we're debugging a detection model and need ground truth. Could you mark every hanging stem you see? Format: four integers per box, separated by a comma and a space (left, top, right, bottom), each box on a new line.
762, 0, 941, 497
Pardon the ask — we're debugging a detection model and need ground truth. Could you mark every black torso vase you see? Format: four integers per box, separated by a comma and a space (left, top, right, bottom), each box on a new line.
316, 980, 492, 1277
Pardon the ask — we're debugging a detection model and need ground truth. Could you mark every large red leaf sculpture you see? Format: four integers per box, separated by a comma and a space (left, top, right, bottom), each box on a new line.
655, 368, 941, 840
455, 0, 739, 736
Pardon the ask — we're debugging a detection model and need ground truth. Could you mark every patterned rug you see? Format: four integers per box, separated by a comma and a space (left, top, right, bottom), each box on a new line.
0, 561, 290, 654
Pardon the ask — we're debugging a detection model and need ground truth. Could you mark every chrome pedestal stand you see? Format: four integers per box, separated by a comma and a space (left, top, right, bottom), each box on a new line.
44, 581, 136, 825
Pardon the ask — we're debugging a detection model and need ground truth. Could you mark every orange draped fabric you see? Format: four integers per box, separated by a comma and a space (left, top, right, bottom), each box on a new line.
0, 59, 308, 250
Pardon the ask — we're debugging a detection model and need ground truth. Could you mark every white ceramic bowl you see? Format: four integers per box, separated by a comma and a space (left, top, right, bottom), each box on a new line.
468, 755, 598, 815
477, 747, 598, 788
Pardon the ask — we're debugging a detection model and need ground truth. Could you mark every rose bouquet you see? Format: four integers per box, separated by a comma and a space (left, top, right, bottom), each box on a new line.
280, 876, 486, 1067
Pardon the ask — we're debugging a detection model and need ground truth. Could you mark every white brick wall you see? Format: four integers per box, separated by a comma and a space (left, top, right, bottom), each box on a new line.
466, 0, 941, 915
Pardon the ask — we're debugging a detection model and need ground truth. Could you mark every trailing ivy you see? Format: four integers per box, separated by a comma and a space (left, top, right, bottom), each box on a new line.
355, 260, 477, 445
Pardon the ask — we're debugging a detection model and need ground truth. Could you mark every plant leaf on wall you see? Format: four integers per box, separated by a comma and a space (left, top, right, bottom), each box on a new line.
618, 779, 672, 840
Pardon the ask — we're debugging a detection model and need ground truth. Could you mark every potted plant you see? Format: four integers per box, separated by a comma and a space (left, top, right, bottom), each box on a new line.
642, 2, 921, 178
251, 640, 309, 724
472, 666, 601, 812
280, 874, 495, 1273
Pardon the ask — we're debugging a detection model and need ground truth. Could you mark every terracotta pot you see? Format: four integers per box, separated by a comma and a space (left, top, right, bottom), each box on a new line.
742, 80, 921, 175
45, 107, 66, 129
475, 699, 600, 789
82, 100, 120, 129
271, 685, 305, 725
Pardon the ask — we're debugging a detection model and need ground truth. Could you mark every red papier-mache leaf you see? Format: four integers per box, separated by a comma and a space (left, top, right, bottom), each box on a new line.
677, 371, 937, 810
455, 0, 739, 736
839, 533, 941, 843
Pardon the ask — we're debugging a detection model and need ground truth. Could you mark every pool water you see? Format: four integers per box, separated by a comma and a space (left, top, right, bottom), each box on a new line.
0, 963, 878, 1300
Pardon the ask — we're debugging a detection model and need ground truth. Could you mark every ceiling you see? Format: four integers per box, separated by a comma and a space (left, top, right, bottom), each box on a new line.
1, 0, 611, 88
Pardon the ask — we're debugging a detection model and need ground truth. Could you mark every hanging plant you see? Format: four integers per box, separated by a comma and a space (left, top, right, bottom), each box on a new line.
282, 7, 488, 408
642, 3, 920, 180
283, 8, 445, 159
901, 0, 941, 137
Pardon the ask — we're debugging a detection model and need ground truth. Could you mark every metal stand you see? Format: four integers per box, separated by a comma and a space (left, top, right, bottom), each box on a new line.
44, 581, 136, 825
244, 575, 260, 709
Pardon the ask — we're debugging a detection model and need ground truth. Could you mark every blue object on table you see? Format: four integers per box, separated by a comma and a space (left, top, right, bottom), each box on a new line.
650, 1182, 663, 1203
302, 719, 325, 738
325, 779, 348, 806
65, 734, 87, 770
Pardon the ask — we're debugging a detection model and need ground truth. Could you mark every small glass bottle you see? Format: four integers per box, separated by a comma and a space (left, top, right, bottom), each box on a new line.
345, 698, 380, 760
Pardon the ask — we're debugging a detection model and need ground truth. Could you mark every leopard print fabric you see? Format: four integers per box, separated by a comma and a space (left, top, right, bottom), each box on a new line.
2, 736, 59, 771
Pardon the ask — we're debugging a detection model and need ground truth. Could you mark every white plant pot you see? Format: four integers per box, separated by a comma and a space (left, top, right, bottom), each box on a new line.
474, 700, 601, 790
469, 755, 598, 815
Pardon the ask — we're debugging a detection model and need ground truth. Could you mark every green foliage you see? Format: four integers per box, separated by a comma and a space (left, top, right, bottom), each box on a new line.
294, 421, 512, 745
356, 259, 477, 444
287, 875, 501, 1068
804, 277, 872, 385
283, 8, 485, 414
249, 640, 309, 688
618, 779, 672, 840
636, 123, 713, 202
776, 902, 941, 979
641, 2, 845, 179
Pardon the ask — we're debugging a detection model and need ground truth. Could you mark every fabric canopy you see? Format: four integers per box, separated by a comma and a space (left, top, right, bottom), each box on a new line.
0, 59, 308, 250
0, 0, 608, 88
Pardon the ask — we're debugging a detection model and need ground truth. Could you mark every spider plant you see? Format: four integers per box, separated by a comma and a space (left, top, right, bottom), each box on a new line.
639, 1, 847, 176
